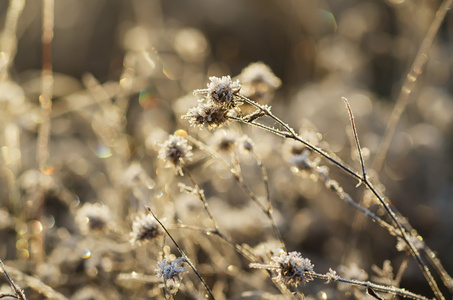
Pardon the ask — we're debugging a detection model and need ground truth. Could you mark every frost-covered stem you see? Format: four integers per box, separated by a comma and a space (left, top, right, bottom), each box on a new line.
248, 145, 285, 251
395, 252, 410, 288
146, 207, 215, 300
341, 99, 444, 298
231, 111, 360, 181
0, 259, 27, 300
231, 147, 285, 251
182, 165, 220, 232
311, 272, 432, 300
180, 164, 258, 262
316, 171, 396, 235
187, 136, 285, 250
343, 98, 366, 179
424, 248, 453, 294
234, 94, 445, 299
249, 144, 271, 213
168, 223, 258, 263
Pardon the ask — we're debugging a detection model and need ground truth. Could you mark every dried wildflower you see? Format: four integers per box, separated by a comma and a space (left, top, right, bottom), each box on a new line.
156, 257, 187, 282
250, 251, 314, 287
206, 76, 241, 107
238, 62, 281, 89
76, 202, 111, 234
158, 135, 193, 175
181, 100, 230, 129
210, 129, 238, 152
130, 214, 162, 246
237, 62, 281, 103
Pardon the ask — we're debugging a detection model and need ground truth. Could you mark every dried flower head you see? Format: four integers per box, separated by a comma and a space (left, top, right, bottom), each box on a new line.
238, 62, 281, 89
206, 76, 241, 107
250, 251, 314, 287
181, 100, 230, 129
76, 202, 112, 234
210, 129, 238, 152
130, 214, 162, 246
156, 257, 187, 282
158, 135, 193, 175
236, 62, 281, 103
271, 251, 314, 286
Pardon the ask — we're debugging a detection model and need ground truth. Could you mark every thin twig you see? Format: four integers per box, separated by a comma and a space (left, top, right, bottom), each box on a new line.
182, 165, 220, 232
146, 207, 216, 300
180, 164, 258, 262
0, 260, 26, 300
343, 97, 367, 180
248, 142, 285, 251
310, 272, 432, 300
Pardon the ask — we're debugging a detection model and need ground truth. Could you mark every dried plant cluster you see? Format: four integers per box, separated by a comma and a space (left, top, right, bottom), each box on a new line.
0, 1, 453, 300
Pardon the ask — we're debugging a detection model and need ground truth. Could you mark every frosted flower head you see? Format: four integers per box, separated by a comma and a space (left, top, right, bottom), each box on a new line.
158, 135, 193, 175
238, 62, 281, 89
236, 62, 281, 103
250, 251, 314, 287
271, 251, 314, 286
130, 214, 162, 246
182, 100, 230, 129
210, 129, 238, 152
206, 76, 241, 108
76, 202, 112, 234
156, 257, 187, 282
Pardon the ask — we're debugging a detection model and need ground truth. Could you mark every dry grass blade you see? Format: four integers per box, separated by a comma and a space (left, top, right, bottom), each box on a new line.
373, 0, 453, 173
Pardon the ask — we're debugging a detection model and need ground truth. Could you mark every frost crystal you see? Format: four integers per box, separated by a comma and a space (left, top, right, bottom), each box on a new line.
156, 257, 187, 282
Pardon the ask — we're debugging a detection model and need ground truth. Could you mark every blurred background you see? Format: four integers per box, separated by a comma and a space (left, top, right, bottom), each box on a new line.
1, 0, 453, 299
